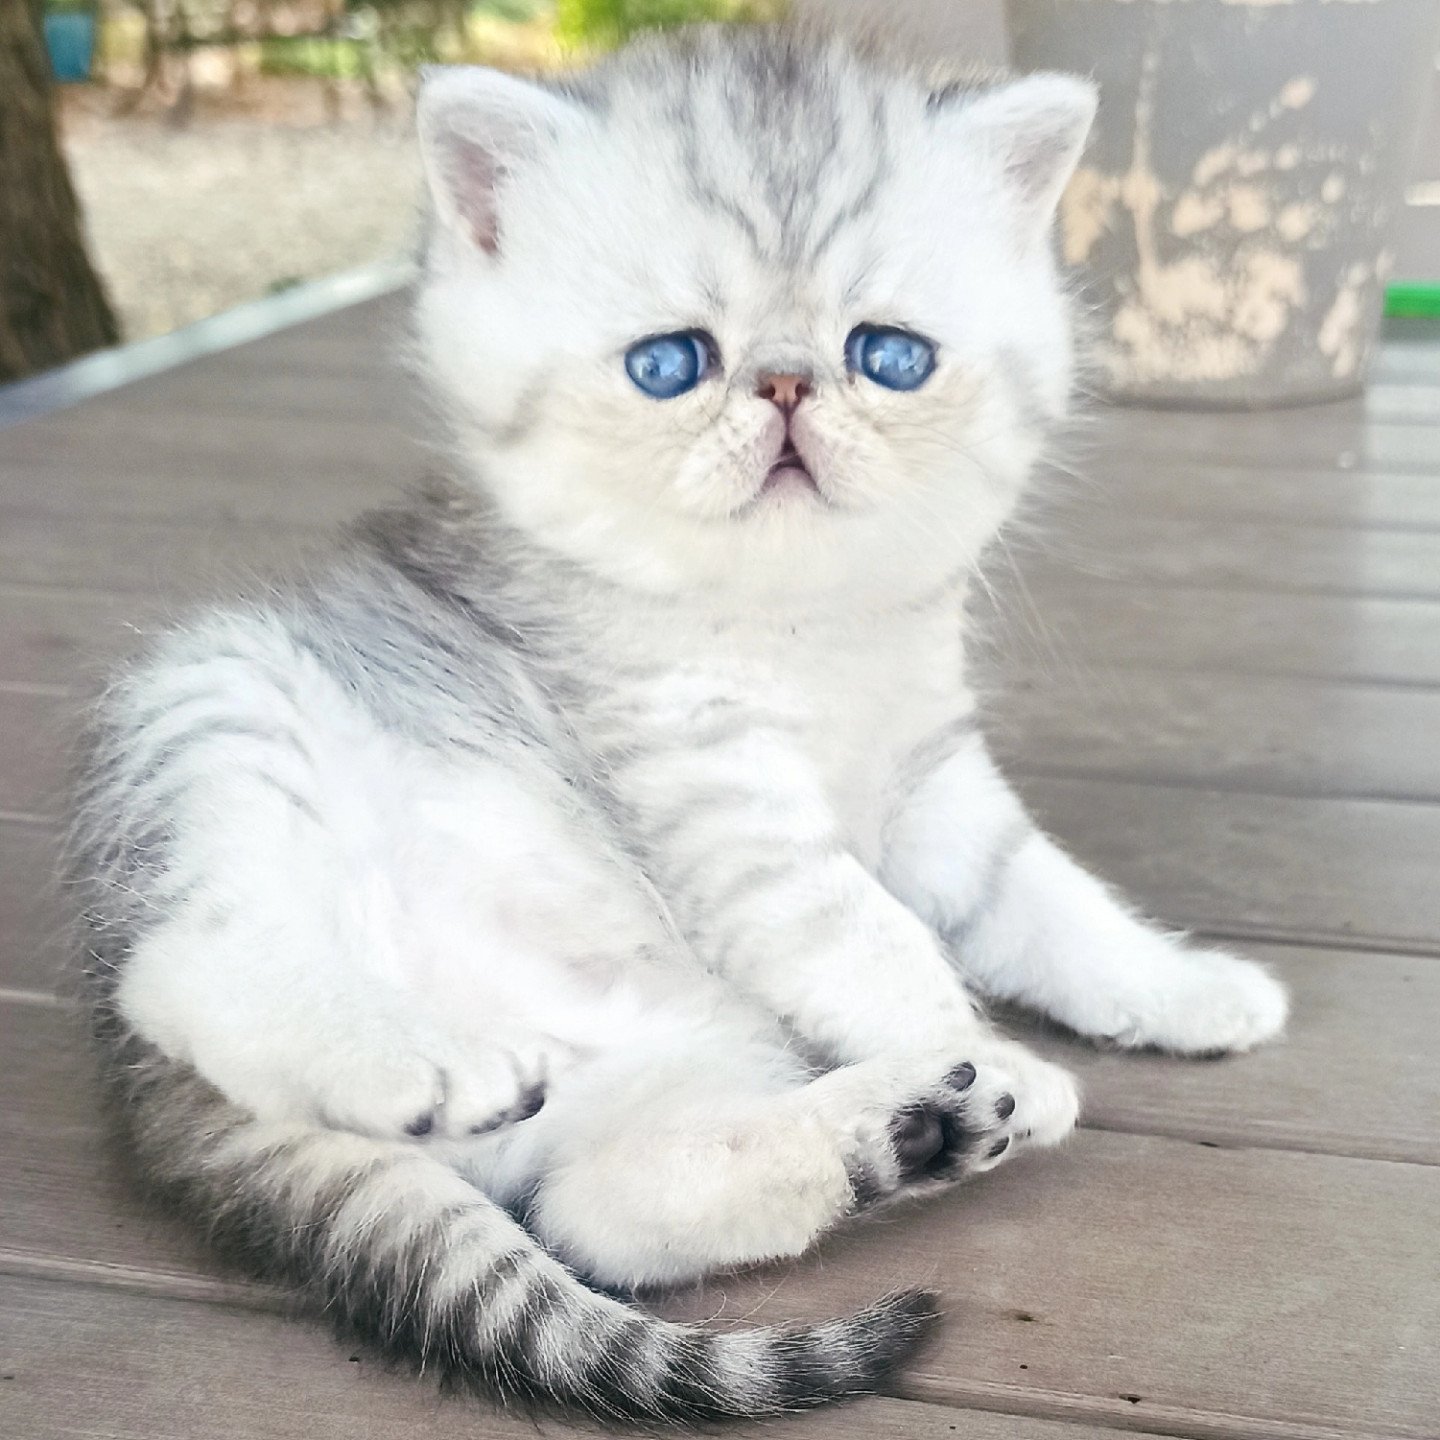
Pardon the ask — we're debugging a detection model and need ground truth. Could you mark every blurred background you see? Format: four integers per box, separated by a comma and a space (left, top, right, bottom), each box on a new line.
3, 0, 1437, 399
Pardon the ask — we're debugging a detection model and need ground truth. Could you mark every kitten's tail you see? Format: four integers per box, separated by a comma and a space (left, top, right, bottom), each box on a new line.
117, 1044, 938, 1423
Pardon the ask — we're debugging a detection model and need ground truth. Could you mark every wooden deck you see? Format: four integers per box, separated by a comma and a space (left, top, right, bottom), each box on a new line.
2, 291, 1438, 1440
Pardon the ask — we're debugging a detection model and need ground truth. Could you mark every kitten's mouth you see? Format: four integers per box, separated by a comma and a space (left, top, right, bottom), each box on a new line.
761, 443, 819, 497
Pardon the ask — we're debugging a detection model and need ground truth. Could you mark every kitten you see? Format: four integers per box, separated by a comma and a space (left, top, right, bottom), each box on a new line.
67, 26, 1288, 1424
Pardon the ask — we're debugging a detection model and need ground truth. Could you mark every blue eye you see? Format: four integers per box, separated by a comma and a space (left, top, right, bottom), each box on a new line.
846, 326, 936, 392
624, 332, 714, 399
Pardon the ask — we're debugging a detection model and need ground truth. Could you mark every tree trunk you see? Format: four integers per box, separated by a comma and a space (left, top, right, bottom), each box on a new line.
0, 0, 120, 382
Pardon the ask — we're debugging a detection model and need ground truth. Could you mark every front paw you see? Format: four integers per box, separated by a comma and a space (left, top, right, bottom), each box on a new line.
1095, 945, 1289, 1056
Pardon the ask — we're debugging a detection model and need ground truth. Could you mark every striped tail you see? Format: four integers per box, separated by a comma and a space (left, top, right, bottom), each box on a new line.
114, 1043, 940, 1423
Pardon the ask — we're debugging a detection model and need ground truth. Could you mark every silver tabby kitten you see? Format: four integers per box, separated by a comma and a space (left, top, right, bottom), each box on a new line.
68, 26, 1287, 1424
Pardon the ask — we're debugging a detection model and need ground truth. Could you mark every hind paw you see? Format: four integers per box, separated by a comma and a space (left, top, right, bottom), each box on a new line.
841, 1040, 1076, 1203
317, 1034, 551, 1142
888, 1042, 1077, 1186
401, 1051, 549, 1140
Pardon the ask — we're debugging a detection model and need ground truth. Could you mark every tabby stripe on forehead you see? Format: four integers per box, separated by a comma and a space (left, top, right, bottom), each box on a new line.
804, 96, 891, 268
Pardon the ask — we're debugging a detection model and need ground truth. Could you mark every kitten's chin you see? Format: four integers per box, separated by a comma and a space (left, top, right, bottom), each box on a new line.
471, 451, 987, 608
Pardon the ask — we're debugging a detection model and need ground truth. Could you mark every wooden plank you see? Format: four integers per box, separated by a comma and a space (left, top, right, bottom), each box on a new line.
993, 670, 1440, 803
995, 582, 1440, 686
1048, 462, 1440, 530
1010, 939, 1440, 1165
1015, 512, 1440, 600
1357, 381, 1440, 424
65, 353, 418, 425
0, 588, 156, 691
0, 1276, 1128, 1440
0, 426, 410, 529
0, 689, 72, 819
4, 1002, 1438, 1439
0, 511, 322, 597
1016, 775, 1440, 954
659, 1132, 1440, 1440
0, 997, 229, 1288
1093, 404, 1440, 474
0, 824, 62, 991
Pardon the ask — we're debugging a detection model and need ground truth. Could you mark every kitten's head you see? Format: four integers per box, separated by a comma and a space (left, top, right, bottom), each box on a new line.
414, 28, 1093, 606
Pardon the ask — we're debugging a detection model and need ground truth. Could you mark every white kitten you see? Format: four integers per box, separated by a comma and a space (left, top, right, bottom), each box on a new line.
68, 26, 1287, 1424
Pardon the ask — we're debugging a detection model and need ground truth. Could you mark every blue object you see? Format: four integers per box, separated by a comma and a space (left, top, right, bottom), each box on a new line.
846, 326, 936, 392
625, 332, 712, 400
45, 12, 96, 83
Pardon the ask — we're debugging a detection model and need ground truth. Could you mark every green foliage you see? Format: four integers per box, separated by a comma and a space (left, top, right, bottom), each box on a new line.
473, 0, 549, 21
257, 35, 367, 79
556, 0, 751, 48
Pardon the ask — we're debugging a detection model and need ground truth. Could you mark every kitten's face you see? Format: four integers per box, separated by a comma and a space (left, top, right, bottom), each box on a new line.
415, 33, 1094, 604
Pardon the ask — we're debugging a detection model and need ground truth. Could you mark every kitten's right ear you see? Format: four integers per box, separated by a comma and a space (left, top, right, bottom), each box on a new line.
417, 66, 577, 257
932, 73, 1097, 238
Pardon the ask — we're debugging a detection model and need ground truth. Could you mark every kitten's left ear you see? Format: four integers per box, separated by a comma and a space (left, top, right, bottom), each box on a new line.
417, 66, 579, 257
938, 73, 1097, 234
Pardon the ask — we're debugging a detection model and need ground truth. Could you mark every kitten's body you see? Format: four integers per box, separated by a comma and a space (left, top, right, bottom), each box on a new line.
69, 28, 1287, 1423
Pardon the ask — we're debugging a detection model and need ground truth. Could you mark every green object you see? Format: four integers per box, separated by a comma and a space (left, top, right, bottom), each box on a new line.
557, 0, 757, 48
1385, 284, 1440, 318
258, 35, 366, 79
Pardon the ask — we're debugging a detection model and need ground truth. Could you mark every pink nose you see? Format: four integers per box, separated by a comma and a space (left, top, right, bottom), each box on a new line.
755, 373, 812, 412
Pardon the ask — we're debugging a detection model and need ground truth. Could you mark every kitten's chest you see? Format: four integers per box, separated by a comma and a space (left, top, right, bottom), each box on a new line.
781, 620, 963, 858
588, 601, 966, 867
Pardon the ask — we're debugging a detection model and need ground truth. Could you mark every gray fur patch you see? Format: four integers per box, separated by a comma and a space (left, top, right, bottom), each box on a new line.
944, 819, 1034, 954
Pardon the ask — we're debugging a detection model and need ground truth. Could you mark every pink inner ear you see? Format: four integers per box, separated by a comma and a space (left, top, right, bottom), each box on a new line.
443, 134, 505, 255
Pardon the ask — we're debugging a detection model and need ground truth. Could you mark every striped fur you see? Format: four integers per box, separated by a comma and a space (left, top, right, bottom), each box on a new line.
91, 1031, 937, 1421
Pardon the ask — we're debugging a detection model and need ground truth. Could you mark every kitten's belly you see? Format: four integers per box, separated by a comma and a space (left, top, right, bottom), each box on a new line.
393, 756, 746, 1058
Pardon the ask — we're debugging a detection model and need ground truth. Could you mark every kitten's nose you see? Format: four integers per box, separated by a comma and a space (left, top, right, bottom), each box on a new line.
755, 372, 812, 413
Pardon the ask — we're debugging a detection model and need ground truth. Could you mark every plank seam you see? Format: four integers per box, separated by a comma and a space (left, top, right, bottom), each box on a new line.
1011, 760, 1440, 809
894, 1374, 1426, 1440
0, 1248, 285, 1314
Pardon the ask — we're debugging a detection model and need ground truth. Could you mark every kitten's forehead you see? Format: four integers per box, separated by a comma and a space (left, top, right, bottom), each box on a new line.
558, 28, 970, 271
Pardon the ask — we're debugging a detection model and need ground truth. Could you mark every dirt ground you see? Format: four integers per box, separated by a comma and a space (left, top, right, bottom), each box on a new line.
58, 80, 424, 342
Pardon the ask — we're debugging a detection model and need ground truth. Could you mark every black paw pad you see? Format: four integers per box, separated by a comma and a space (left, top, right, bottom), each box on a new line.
994, 1092, 1016, 1120
946, 1062, 978, 1092
986, 1136, 1011, 1160
404, 1112, 435, 1138
892, 1106, 946, 1177
467, 1083, 548, 1136
890, 1096, 980, 1183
